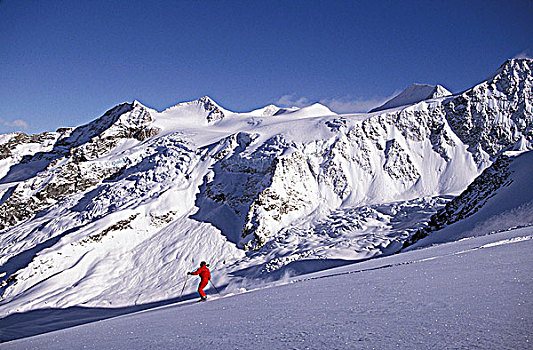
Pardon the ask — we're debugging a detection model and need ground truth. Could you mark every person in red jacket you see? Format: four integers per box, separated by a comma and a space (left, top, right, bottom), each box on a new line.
187, 261, 211, 301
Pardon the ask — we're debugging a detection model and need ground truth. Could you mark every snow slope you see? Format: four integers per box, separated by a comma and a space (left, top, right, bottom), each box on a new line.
1, 227, 531, 349
0, 58, 532, 325
405, 150, 533, 249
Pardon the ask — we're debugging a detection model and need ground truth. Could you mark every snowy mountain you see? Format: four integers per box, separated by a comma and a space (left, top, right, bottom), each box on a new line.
0, 58, 532, 326
369, 83, 452, 112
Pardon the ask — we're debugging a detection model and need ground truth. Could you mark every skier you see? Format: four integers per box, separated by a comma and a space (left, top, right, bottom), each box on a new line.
187, 261, 211, 301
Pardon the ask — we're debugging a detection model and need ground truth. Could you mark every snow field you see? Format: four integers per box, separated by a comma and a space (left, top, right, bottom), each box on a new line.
2, 227, 531, 349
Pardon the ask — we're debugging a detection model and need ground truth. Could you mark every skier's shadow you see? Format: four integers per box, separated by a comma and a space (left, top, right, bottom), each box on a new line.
0, 286, 227, 344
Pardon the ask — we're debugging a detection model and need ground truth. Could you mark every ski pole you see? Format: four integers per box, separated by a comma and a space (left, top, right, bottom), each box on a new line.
180, 274, 189, 300
209, 279, 220, 295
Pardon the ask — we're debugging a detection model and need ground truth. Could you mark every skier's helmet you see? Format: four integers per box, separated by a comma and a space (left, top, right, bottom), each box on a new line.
200, 261, 207, 266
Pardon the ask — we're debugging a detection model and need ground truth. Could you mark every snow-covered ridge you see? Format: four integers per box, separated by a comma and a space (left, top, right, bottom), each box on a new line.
0, 58, 531, 319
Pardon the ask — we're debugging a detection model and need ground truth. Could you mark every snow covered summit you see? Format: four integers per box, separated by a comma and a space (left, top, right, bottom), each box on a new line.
370, 83, 452, 112
158, 96, 229, 126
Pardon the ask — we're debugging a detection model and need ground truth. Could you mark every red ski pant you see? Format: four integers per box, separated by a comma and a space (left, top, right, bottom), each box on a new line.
198, 278, 209, 297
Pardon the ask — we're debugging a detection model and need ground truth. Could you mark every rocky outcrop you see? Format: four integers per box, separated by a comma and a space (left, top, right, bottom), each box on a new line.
444, 59, 533, 159
242, 150, 320, 249
197, 96, 226, 123
0, 132, 60, 161
383, 139, 420, 183
0, 101, 159, 231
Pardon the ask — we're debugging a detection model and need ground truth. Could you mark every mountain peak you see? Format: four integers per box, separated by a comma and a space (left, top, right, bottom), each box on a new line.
503, 57, 533, 66
370, 83, 452, 113
196, 95, 217, 105
131, 99, 151, 110
432, 84, 453, 98
164, 96, 222, 110
279, 102, 336, 118
194, 96, 226, 123
491, 57, 533, 80
248, 104, 282, 116
158, 96, 228, 125
305, 102, 334, 113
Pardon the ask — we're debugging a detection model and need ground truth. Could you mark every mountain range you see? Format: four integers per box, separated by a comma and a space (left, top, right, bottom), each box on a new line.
0, 58, 532, 320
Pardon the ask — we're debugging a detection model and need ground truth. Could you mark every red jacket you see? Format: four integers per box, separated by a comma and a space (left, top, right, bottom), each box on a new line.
191, 265, 211, 281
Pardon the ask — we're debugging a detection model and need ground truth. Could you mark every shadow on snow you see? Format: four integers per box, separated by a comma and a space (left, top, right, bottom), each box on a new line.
0, 289, 218, 343
0, 225, 85, 297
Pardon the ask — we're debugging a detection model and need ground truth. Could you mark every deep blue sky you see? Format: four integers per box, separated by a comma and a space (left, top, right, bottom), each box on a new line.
1, 0, 532, 134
